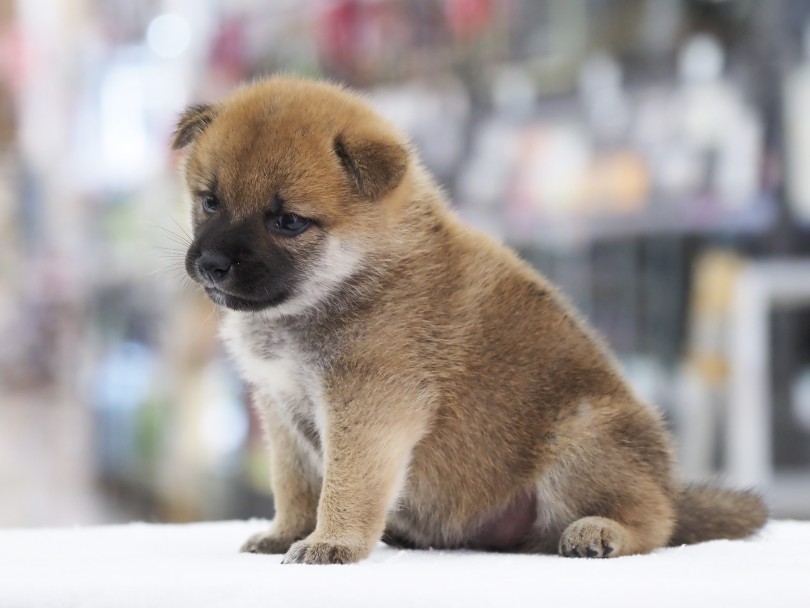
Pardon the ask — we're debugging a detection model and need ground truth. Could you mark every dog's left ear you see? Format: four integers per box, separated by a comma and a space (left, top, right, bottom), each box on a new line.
333, 132, 408, 200
171, 104, 219, 150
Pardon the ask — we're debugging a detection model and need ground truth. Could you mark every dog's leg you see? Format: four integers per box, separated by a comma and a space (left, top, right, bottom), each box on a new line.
558, 503, 671, 558
281, 390, 426, 565
529, 399, 677, 558
241, 401, 320, 555
556, 449, 677, 559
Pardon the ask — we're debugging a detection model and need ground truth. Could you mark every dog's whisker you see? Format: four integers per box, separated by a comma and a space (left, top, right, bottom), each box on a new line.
150, 225, 192, 246
170, 216, 193, 242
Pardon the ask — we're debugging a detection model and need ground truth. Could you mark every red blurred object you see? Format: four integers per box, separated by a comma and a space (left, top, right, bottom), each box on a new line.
320, 0, 363, 66
445, 0, 492, 40
210, 17, 248, 76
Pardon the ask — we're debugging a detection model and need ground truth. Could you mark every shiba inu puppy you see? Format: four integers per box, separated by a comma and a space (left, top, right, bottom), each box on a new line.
173, 77, 766, 564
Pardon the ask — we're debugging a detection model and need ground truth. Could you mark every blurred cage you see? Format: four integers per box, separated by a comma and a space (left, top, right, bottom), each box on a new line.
0, 0, 809, 526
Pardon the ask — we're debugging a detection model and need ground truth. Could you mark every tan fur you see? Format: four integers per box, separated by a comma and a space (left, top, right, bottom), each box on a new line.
173, 76, 767, 564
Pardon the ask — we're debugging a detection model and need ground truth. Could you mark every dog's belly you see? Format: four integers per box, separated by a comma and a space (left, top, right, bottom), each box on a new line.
386, 487, 538, 551
471, 489, 538, 549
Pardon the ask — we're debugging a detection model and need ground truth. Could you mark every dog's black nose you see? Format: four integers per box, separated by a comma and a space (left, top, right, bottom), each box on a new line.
197, 253, 232, 284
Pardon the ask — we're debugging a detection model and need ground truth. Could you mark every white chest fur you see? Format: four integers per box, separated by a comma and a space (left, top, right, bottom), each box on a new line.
219, 311, 326, 466
232, 346, 299, 399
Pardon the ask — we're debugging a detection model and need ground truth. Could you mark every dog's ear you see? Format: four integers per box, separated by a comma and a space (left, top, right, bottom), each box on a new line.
333, 132, 408, 200
171, 104, 218, 150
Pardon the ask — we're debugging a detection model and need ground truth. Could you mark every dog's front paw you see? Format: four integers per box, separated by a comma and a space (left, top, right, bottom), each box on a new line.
240, 531, 297, 555
559, 516, 625, 558
281, 537, 368, 565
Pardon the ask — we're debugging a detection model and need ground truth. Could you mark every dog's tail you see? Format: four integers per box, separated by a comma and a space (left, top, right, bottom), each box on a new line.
668, 483, 767, 546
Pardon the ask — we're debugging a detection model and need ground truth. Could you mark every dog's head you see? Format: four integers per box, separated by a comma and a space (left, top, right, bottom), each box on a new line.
172, 77, 410, 313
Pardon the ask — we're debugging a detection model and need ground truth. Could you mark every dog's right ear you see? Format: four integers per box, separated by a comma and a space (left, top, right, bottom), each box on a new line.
171, 104, 218, 150
333, 131, 408, 201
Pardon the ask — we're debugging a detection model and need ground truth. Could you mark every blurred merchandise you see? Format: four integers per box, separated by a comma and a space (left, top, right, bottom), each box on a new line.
785, 24, 810, 224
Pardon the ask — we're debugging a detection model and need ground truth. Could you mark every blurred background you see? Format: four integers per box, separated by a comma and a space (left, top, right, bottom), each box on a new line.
1, 0, 810, 528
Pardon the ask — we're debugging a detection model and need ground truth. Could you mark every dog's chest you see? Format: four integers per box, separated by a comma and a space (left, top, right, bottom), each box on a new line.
220, 312, 325, 456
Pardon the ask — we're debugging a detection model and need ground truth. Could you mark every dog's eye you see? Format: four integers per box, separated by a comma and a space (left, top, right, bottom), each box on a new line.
268, 212, 311, 236
201, 194, 219, 214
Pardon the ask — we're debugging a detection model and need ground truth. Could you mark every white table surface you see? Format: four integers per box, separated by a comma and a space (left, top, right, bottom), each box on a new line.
0, 519, 806, 607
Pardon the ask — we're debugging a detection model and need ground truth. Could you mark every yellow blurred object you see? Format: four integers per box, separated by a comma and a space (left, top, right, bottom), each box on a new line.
686, 250, 744, 384
586, 151, 650, 214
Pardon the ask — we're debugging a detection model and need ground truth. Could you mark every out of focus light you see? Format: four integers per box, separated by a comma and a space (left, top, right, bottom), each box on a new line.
199, 395, 249, 458
679, 34, 724, 84
146, 14, 191, 58
198, 363, 249, 458
94, 342, 156, 412
579, 53, 629, 139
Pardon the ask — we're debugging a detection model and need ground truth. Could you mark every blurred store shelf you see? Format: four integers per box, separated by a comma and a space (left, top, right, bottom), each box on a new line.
464, 193, 778, 248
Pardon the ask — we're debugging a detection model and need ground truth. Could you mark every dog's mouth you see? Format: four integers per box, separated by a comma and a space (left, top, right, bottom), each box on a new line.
203, 286, 289, 312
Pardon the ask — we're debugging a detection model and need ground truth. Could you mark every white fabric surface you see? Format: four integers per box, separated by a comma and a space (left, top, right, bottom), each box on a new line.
0, 519, 806, 607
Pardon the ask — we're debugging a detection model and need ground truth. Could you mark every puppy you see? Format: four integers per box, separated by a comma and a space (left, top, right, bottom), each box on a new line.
173, 77, 766, 564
